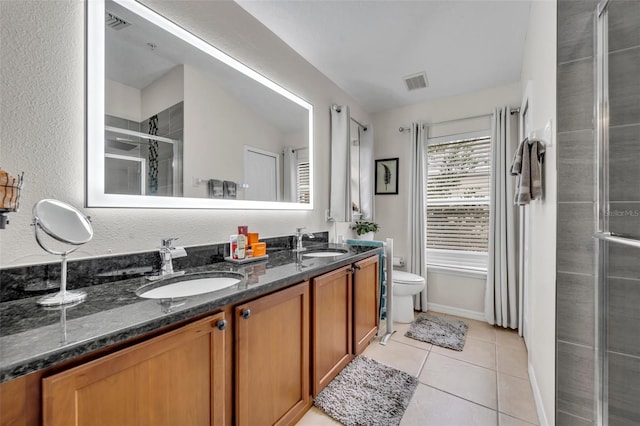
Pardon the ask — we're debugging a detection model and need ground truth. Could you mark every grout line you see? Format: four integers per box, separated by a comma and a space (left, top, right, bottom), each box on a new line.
431, 348, 497, 372
557, 340, 594, 350
422, 383, 499, 413
556, 409, 593, 423
607, 350, 640, 361
557, 270, 594, 277
558, 55, 594, 66
416, 349, 431, 378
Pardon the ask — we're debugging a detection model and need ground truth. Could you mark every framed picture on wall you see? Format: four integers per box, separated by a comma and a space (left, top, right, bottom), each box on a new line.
375, 158, 399, 195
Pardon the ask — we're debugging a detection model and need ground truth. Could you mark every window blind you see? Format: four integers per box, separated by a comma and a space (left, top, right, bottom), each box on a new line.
296, 162, 310, 203
426, 136, 491, 252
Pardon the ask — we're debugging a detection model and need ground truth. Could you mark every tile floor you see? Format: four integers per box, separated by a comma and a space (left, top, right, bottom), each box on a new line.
297, 312, 539, 426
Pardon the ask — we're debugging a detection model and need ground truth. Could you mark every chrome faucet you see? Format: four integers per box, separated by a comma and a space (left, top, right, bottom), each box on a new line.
159, 238, 177, 276
294, 227, 315, 252
148, 238, 186, 280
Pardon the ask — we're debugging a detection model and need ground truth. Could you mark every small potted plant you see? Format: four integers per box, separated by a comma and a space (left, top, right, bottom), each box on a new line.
351, 220, 380, 241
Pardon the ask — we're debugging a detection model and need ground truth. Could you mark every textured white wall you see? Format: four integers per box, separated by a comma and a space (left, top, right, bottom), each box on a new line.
0, 0, 370, 267
519, 1, 557, 424
371, 82, 522, 314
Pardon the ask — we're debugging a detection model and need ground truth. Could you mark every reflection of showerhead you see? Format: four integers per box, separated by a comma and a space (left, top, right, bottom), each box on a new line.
107, 137, 138, 151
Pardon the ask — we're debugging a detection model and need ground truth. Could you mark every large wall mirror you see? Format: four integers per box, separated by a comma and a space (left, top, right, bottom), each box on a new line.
87, 0, 313, 209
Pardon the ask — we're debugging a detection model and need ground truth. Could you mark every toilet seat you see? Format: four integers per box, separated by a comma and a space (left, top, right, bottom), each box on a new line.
393, 270, 425, 285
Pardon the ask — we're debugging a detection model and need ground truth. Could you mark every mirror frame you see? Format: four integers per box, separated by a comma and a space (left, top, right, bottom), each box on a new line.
86, 0, 313, 209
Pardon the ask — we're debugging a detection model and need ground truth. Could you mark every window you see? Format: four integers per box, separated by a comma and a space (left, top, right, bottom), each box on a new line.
296, 161, 310, 203
425, 132, 490, 273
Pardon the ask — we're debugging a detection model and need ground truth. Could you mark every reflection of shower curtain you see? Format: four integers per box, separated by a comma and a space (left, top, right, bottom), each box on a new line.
283, 147, 296, 202
329, 105, 351, 221
359, 126, 374, 220
148, 115, 159, 195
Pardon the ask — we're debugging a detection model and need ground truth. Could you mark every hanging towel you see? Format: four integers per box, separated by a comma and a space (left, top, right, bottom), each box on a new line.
510, 138, 545, 205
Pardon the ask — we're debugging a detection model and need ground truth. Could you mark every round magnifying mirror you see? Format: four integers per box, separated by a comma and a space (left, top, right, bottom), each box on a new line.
33, 199, 93, 245
32, 199, 93, 306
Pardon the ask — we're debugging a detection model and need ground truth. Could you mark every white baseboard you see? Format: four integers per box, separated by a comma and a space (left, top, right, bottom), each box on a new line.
427, 303, 485, 322
528, 362, 550, 426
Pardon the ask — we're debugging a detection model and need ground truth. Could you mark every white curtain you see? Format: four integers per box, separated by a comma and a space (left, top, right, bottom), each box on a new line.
359, 126, 374, 220
484, 107, 519, 329
329, 105, 351, 222
409, 122, 428, 311
283, 146, 296, 202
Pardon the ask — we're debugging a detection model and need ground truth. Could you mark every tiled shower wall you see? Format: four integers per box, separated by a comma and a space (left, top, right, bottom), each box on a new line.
557, 1, 640, 425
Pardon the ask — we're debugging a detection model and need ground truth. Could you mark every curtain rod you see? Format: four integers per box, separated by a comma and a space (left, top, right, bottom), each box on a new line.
398, 107, 520, 133
331, 104, 368, 130
351, 117, 368, 130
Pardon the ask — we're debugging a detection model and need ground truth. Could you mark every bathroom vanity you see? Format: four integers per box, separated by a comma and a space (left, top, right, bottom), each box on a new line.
0, 245, 381, 425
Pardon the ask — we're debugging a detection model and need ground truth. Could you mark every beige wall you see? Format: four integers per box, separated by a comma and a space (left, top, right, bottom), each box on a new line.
141, 65, 184, 121
105, 79, 142, 122
182, 64, 283, 199
371, 82, 522, 316
519, 1, 557, 424
0, 0, 370, 267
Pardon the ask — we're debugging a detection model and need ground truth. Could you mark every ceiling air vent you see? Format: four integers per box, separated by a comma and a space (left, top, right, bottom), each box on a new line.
403, 72, 429, 91
106, 12, 131, 30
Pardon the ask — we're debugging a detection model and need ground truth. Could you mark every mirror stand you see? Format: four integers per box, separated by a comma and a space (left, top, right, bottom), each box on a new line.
33, 218, 87, 307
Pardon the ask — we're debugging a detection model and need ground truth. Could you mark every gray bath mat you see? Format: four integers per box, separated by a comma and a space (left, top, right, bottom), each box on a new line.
314, 355, 418, 426
405, 313, 468, 351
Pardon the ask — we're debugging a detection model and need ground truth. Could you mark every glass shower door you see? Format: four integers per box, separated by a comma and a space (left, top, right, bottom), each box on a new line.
594, 1, 640, 425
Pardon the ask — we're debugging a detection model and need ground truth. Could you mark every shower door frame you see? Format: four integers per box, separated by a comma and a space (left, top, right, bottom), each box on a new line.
593, 1, 640, 424
594, 2, 609, 424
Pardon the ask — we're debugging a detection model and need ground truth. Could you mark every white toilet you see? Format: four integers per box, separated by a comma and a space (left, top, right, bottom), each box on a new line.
392, 270, 426, 323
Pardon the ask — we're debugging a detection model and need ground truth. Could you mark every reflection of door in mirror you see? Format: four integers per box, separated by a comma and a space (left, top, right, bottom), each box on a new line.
244, 146, 279, 202
350, 121, 361, 219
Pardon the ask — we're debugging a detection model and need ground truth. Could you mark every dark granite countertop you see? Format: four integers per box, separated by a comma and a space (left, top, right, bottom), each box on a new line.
0, 243, 381, 383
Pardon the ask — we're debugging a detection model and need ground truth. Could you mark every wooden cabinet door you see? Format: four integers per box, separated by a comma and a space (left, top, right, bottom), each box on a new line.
42, 312, 228, 426
353, 255, 379, 355
235, 282, 310, 426
311, 266, 353, 396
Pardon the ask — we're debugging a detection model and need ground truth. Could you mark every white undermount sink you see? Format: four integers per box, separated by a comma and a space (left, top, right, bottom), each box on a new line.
302, 249, 349, 258
136, 272, 243, 299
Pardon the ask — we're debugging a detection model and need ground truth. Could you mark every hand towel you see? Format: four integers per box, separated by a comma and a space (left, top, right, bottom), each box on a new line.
530, 140, 545, 200
510, 138, 545, 205
512, 138, 532, 205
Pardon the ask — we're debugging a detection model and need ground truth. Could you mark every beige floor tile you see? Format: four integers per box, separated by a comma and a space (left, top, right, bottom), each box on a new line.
498, 373, 539, 425
400, 384, 498, 426
499, 413, 537, 426
295, 406, 342, 425
432, 336, 497, 370
446, 315, 498, 343
496, 328, 526, 351
497, 344, 529, 379
362, 339, 428, 377
419, 352, 498, 409
390, 321, 434, 351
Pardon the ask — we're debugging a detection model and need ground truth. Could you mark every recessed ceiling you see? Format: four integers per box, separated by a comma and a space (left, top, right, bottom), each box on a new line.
235, 0, 532, 113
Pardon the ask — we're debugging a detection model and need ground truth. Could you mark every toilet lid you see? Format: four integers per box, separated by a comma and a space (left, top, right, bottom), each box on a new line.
393, 270, 425, 284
